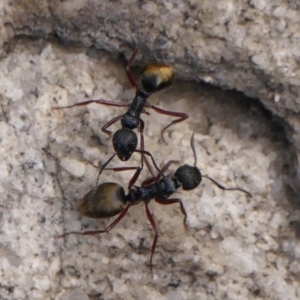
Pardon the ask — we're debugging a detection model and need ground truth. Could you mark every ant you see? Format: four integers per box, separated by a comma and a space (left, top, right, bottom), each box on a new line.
58, 134, 252, 268
53, 49, 188, 208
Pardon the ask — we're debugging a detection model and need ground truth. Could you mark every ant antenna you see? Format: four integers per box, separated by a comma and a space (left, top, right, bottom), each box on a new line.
190, 134, 252, 198
86, 153, 117, 210
202, 175, 252, 198
190, 134, 197, 166
135, 149, 166, 179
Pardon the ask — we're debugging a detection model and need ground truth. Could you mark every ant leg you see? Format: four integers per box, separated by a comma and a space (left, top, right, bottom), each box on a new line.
89, 160, 143, 191
53, 99, 129, 110
141, 160, 180, 186
141, 177, 157, 187
153, 160, 180, 182
139, 118, 156, 178
57, 205, 130, 238
146, 103, 189, 144
155, 198, 188, 230
202, 175, 252, 198
126, 49, 139, 90
125, 25, 154, 90
139, 118, 146, 171
87, 161, 140, 175
105, 205, 131, 231
105, 165, 143, 190
105, 166, 140, 172
86, 153, 116, 210
101, 115, 123, 136
134, 149, 166, 179
144, 202, 158, 269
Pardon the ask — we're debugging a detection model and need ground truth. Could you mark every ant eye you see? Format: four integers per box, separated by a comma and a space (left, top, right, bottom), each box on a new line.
113, 129, 138, 161
174, 165, 202, 190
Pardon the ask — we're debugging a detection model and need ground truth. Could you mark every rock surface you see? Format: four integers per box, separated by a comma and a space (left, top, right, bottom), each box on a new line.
0, 1, 300, 299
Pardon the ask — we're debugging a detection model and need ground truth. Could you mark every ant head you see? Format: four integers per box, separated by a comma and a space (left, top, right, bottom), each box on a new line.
113, 128, 138, 161
174, 134, 202, 190
174, 164, 202, 190
140, 63, 175, 94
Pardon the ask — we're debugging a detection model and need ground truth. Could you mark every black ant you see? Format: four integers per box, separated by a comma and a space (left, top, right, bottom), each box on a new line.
53, 49, 188, 208
53, 49, 188, 163
58, 134, 252, 268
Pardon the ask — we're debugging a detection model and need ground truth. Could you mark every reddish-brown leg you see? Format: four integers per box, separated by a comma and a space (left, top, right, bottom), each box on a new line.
141, 159, 180, 186
126, 49, 139, 90
105, 166, 143, 190
87, 160, 141, 175
144, 202, 158, 268
155, 198, 188, 230
101, 114, 124, 135
134, 149, 166, 180
103, 151, 158, 191
53, 99, 129, 110
57, 205, 131, 238
145, 103, 189, 143
138, 118, 156, 178
141, 176, 157, 187
153, 160, 180, 182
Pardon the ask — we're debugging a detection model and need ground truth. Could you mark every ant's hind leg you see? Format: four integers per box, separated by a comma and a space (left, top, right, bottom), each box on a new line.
144, 202, 159, 270
152, 160, 179, 183
57, 205, 130, 238
146, 104, 189, 144
155, 198, 188, 230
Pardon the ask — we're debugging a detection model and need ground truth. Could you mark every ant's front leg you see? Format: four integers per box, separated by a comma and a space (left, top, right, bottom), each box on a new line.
105, 165, 143, 190
140, 159, 179, 186
144, 202, 159, 271
101, 115, 123, 136
138, 118, 156, 178
155, 198, 188, 230
153, 160, 179, 182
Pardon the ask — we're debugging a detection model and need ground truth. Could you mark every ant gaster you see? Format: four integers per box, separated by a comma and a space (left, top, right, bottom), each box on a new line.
59, 135, 252, 267
54, 49, 188, 208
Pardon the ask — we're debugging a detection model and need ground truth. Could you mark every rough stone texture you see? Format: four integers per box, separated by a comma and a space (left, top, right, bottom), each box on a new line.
1, 0, 300, 299
1, 2, 300, 117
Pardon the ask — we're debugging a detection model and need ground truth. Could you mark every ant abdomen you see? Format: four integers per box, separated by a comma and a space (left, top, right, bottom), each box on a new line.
140, 63, 175, 93
78, 182, 128, 218
174, 164, 202, 191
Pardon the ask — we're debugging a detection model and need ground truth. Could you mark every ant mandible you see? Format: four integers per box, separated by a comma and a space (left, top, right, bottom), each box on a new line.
53, 49, 188, 208
59, 134, 252, 268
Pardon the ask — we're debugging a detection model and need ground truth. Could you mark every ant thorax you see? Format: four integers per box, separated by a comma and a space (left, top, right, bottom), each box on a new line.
128, 174, 181, 203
